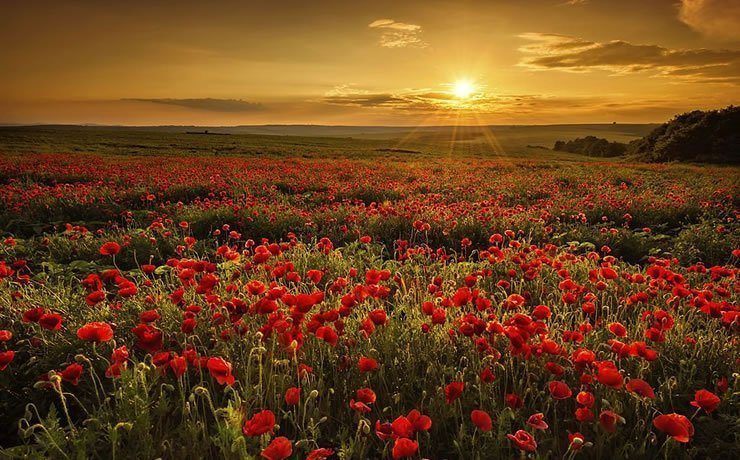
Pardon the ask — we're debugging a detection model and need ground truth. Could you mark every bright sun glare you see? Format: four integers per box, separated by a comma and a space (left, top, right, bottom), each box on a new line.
452, 79, 475, 99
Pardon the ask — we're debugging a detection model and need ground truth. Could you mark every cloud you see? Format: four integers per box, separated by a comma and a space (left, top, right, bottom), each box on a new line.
368, 18, 427, 48
124, 98, 264, 112
678, 0, 740, 41
518, 32, 740, 84
322, 84, 679, 118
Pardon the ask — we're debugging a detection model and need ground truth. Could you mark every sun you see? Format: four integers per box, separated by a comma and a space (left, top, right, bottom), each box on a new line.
452, 79, 476, 99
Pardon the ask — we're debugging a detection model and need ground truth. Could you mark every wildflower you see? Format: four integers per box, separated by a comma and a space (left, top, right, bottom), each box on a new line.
653, 413, 694, 443
207, 357, 235, 386
507, 430, 537, 452
691, 389, 720, 413
260, 436, 292, 460
243, 410, 276, 437
77, 322, 114, 343
471, 410, 493, 431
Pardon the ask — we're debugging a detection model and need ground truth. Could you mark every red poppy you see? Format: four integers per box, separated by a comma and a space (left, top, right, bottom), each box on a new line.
595, 363, 623, 389
653, 413, 694, 443
625, 379, 655, 398
207, 357, 235, 386
0, 350, 15, 370
260, 436, 292, 460
59, 363, 83, 385
608, 322, 627, 337
285, 387, 301, 405
39, 313, 63, 331
527, 413, 548, 430
392, 438, 418, 459
406, 409, 432, 432
505, 393, 523, 409
507, 430, 537, 452
599, 410, 624, 433
131, 323, 163, 353
169, 356, 187, 378
99, 241, 121, 256
391, 416, 414, 438
444, 381, 465, 404
243, 410, 276, 437
77, 322, 114, 343
358, 356, 379, 373
691, 389, 720, 413
356, 388, 376, 404
306, 448, 334, 460
471, 409, 493, 431
548, 381, 572, 399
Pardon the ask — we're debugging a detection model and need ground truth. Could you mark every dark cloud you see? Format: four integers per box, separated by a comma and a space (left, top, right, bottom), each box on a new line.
519, 33, 740, 84
124, 98, 264, 112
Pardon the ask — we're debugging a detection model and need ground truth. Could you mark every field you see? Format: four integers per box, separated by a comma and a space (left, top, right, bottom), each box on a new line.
0, 128, 738, 459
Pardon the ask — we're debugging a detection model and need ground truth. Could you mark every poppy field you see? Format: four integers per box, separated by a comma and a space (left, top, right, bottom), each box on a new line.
0, 152, 738, 459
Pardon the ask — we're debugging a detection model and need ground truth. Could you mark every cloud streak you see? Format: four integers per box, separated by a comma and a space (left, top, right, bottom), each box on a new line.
368, 18, 427, 48
518, 33, 740, 84
125, 98, 264, 112
321, 85, 685, 119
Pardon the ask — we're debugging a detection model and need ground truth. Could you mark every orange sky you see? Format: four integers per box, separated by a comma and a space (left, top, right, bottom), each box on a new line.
1, 0, 738, 125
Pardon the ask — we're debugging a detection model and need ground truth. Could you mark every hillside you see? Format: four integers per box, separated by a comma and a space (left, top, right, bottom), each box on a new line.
630, 106, 739, 164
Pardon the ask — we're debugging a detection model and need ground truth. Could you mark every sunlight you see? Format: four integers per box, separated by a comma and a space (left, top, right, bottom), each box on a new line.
452, 79, 476, 99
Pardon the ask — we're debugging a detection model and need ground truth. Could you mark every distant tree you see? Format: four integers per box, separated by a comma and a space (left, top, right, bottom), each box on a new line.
552, 136, 627, 157
629, 106, 739, 163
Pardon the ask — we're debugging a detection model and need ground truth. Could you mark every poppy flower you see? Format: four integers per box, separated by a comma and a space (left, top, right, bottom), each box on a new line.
0, 350, 15, 370
444, 381, 465, 404
599, 410, 624, 433
505, 393, 523, 409
391, 416, 415, 438
625, 379, 655, 399
207, 357, 235, 386
77, 322, 114, 343
169, 356, 187, 378
548, 380, 572, 399
358, 356, 379, 373
99, 242, 121, 256
260, 436, 292, 460
285, 387, 301, 405
39, 313, 63, 331
406, 409, 432, 432
392, 438, 418, 459
507, 430, 537, 452
595, 363, 623, 389
59, 363, 83, 385
471, 409, 493, 431
131, 324, 163, 353
691, 389, 720, 413
526, 413, 548, 430
575, 407, 594, 422
653, 413, 694, 443
355, 388, 376, 404
243, 410, 276, 437
307, 448, 334, 460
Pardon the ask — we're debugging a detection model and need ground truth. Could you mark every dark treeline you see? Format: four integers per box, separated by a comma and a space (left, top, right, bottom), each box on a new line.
553, 136, 628, 157
553, 106, 739, 164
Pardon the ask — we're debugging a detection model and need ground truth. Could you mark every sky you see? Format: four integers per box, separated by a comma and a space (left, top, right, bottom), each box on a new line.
1, 0, 739, 126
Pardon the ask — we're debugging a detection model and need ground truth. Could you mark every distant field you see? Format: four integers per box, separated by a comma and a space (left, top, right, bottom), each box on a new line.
0, 124, 656, 159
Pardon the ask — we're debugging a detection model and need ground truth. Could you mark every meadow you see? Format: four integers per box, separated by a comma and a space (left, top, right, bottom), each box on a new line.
0, 128, 737, 459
